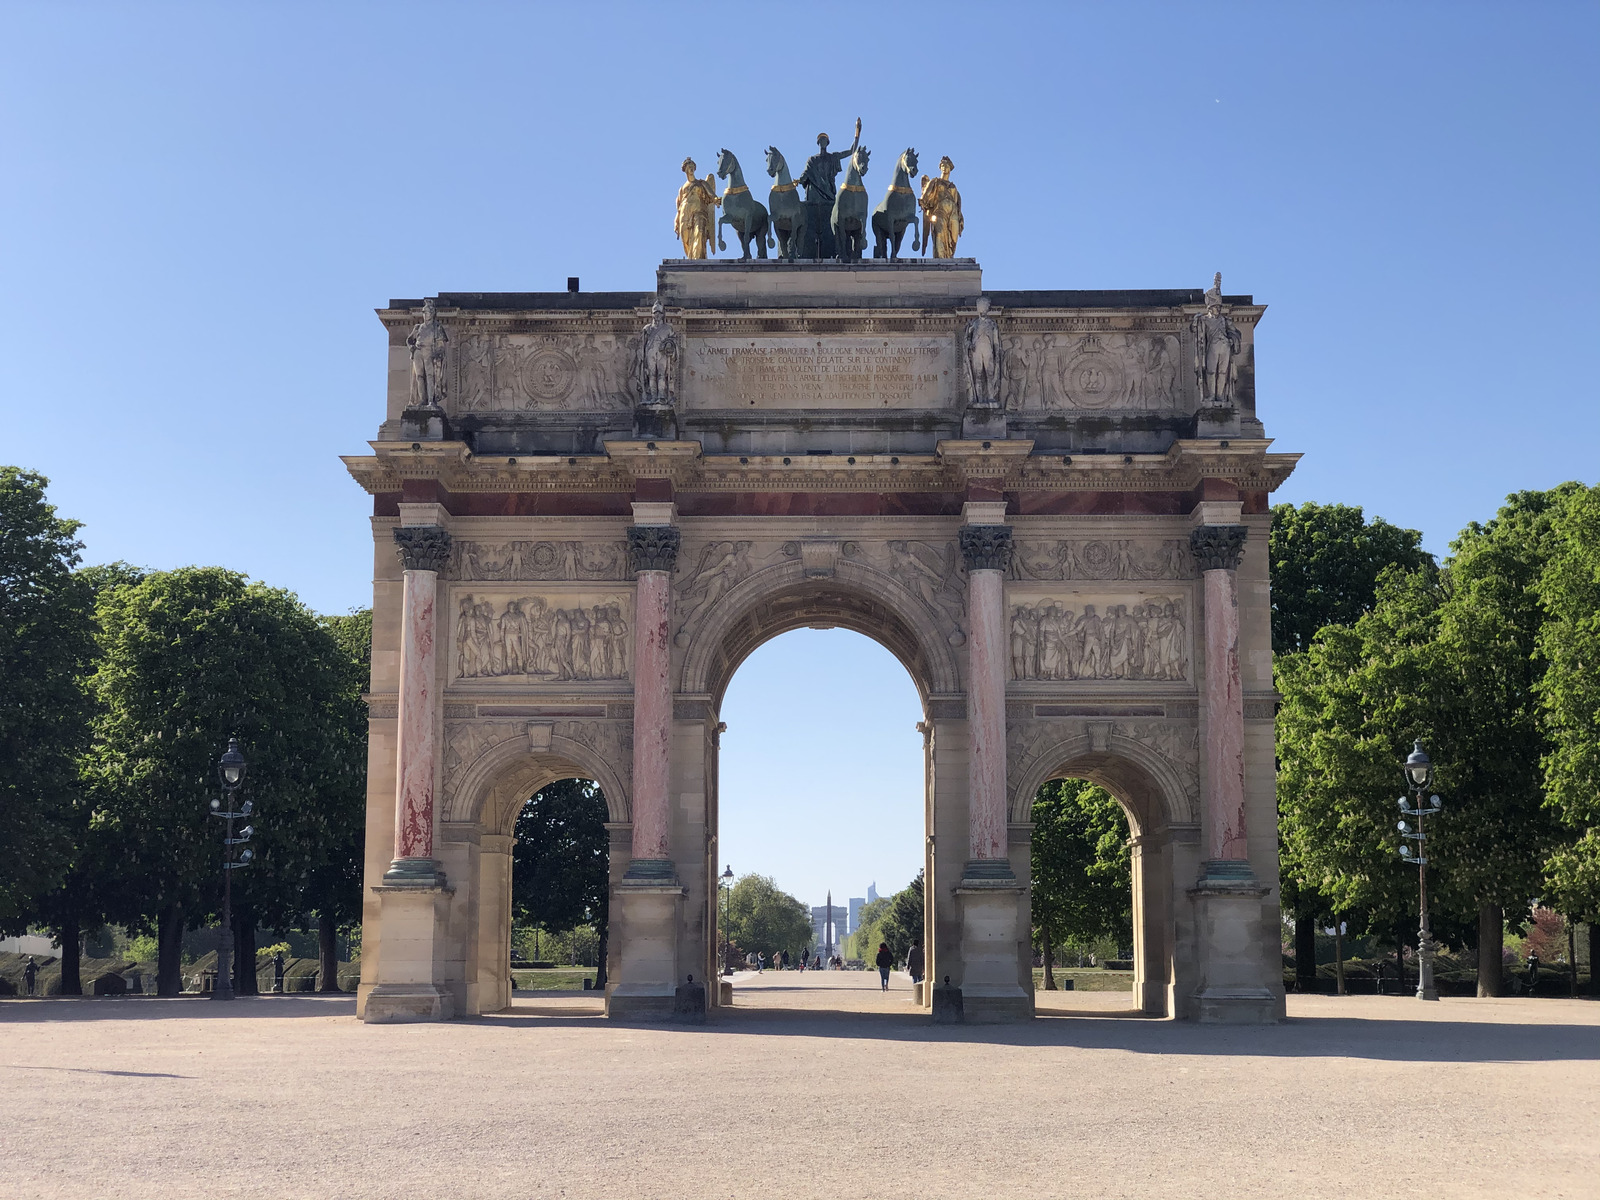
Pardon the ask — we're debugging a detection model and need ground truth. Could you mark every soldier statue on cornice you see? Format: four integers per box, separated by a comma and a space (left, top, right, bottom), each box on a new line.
406, 297, 449, 410
797, 117, 862, 259
638, 302, 679, 408
1192, 272, 1242, 406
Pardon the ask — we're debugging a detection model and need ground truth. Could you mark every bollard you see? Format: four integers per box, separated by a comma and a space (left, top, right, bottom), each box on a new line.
932, 974, 964, 1024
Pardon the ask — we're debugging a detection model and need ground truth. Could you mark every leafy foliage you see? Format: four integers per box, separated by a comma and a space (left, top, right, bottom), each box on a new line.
718, 873, 811, 958
1268, 501, 1431, 655
1031, 780, 1131, 951
1536, 484, 1600, 922
0, 469, 96, 928
511, 778, 608, 931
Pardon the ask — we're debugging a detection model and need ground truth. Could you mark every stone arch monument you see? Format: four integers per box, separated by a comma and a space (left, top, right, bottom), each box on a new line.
344, 258, 1299, 1024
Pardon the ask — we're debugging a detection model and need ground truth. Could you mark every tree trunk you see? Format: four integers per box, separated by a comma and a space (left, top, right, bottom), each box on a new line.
233, 908, 258, 996
317, 912, 341, 992
1042, 937, 1057, 990
1295, 910, 1318, 993
57, 918, 82, 996
1478, 902, 1504, 997
1394, 942, 1405, 994
1589, 922, 1598, 997
593, 922, 608, 991
157, 905, 184, 996
1334, 923, 1346, 996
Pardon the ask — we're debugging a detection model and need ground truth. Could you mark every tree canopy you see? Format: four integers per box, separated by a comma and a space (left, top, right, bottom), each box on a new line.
511, 778, 609, 932
1030, 779, 1132, 953
0, 468, 96, 929
719, 873, 811, 958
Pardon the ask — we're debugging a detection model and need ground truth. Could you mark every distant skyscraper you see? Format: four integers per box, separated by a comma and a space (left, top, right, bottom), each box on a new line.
848, 896, 866, 935
867, 881, 879, 904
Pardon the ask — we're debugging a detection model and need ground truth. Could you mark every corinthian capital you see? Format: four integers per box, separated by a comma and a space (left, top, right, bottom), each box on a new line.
628, 525, 682, 574
959, 524, 1014, 572
393, 525, 453, 573
1189, 524, 1247, 572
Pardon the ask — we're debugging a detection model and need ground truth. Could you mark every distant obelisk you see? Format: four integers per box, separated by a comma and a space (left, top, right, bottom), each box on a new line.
826, 890, 834, 962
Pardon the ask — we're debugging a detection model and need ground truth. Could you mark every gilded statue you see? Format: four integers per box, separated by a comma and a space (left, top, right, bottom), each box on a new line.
918, 155, 963, 259
1192, 272, 1242, 405
674, 157, 720, 259
406, 297, 449, 410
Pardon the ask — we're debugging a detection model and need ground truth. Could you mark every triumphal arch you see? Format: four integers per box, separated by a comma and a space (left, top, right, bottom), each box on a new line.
344, 255, 1299, 1025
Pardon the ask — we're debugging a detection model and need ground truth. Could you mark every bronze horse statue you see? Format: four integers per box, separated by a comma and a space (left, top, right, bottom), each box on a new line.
765, 146, 809, 262
830, 146, 871, 262
871, 147, 920, 260
715, 148, 774, 260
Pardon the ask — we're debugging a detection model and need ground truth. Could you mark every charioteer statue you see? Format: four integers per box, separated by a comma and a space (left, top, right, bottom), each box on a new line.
797, 118, 862, 259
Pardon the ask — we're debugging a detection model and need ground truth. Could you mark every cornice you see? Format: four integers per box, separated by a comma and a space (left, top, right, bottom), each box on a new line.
342, 437, 1300, 498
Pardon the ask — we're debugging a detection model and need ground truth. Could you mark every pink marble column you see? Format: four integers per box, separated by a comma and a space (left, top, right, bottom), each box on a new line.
385, 525, 452, 885
625, 525, 681, 880
1191, 525, 1250, 872
959, 524, 1013, 875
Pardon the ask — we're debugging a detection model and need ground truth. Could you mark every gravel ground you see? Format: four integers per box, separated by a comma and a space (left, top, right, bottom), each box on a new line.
2, 971, 1596, 1200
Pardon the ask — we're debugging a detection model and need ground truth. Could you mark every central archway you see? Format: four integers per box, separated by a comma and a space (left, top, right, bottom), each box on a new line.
677, 551, 964, 1004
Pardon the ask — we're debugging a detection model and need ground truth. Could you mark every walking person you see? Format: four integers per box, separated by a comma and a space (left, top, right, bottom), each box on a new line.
757, 951, 765, 974
23, 955, 38, 996
906, 941, 925, 986
875, 942, 893, 991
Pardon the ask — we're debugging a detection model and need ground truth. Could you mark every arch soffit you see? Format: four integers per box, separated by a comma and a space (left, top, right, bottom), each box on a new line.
444, 729, 631, 831
679, 557, 963, 705
1008, 728, 1197, 832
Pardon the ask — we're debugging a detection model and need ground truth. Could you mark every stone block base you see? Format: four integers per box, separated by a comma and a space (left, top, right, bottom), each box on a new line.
605, 988, 678, 1021
1192, 989, 1281, 1024
961, 993, 1034, 1023
363, 983, 454, 1023
718, 979, 733, 1006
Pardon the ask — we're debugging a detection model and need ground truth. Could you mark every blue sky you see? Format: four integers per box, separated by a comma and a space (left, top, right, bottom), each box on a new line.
4, 3, 1595, 907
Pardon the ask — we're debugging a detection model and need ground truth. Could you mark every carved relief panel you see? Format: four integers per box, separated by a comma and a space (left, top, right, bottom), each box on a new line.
1001, 332, 1184, 412
450, 589, 633, 684
1010, 537, 1195, 582
451, 539, 630, 582
454, 332, 639, 413
1007, 590, 1190, 682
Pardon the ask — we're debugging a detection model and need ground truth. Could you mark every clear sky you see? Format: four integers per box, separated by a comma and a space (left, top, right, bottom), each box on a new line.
5, 4, 1595, 908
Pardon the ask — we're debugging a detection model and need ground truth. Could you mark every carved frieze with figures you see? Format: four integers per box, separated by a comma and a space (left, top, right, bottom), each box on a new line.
454, 332, 640, 413
452, 591, 632, 683
451, 540, 630, 582
1010, 538, 1195, 582
1008, 593, 1189, 682
1001, 332, 1184, 412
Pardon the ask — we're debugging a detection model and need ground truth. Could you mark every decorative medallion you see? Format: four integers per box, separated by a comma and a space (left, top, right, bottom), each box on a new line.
521, 346, 577, 404
1061, 336, 1125, 409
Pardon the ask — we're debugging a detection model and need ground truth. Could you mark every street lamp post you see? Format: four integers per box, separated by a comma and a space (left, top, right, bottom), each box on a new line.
1397, 740, 1443, 1002
720, 866, 734, 976
209, 737, 254, 1001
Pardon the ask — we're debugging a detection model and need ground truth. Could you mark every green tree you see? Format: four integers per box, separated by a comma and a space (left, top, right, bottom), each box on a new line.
719, 874, 811, 960
302, 608, 371, 991
1277, 488, 1576, 996
1269, 501, 1431, 988
1268, 501, 1432, 655
88, 568, 362, 995
1031, 780, 1131, 988
878, 872, 925, 964
0, 469, 96, 930
1535, 483, 1600, 989
511, 778, 609, 983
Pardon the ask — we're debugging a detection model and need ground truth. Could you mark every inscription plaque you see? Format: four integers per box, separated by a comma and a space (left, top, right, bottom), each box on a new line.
684, 337, 955, 409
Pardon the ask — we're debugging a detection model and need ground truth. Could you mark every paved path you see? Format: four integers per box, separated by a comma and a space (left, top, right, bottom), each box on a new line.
2, 986, 1597, 1199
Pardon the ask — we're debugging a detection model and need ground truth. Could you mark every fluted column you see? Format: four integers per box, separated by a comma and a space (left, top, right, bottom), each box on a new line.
1191, 524, 1251, 878
959, 523, 1013, 877
625, 524, 681, 880
384, 525, 451, 886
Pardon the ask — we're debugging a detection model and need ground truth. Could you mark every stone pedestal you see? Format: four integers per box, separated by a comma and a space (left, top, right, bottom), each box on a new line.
364, 885, 455, 1023
605, 883, 685, 1021
1188, 876, 1278, 1023
954, 880, 1031, 1022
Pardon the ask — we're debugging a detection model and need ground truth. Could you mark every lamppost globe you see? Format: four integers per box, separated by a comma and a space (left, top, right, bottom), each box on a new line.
721, 866, 733, 883
218, 737, 247, 788
1404, 740, 1432, 788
